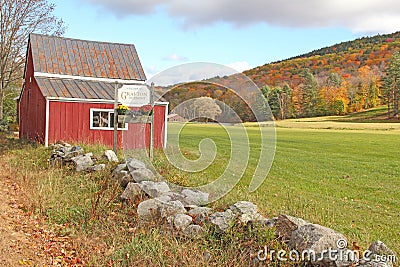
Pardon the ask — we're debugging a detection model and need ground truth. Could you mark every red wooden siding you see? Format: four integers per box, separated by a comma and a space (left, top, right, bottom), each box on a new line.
48, 101, 166, 149
122, 105, 166, 149
49, 101, 121, 147
153, 105, 167, 148
19, 47, 46, 143
122, 122, 150, 149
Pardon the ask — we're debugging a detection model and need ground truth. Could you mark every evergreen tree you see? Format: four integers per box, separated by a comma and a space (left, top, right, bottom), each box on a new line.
260, 85, 271, 99
260, 84, 294, 120
299, 69, 320, 117
281, 84, 294, 119
326, 72, 342, 88
268, 86, 282, 119
383, 51, 400, 119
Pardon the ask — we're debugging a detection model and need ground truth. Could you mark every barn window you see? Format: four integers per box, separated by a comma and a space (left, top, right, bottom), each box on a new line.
90, 109, 128, 130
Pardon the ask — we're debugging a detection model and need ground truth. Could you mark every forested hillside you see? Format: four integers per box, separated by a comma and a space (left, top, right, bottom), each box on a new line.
162, 31, 400, 121
290, 31, 400, 60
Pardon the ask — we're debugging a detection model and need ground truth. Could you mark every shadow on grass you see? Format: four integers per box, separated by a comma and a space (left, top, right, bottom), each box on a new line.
0, 132, 39, 155
333, 106, 400, 123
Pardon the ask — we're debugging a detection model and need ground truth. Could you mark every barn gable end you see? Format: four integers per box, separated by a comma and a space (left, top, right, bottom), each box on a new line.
19, 43, 47, 143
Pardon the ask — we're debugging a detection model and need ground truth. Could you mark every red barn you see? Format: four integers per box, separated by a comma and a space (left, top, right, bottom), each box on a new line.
18, 34, 168, 148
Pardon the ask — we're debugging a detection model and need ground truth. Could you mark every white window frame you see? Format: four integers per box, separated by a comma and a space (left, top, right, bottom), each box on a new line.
90, 108, 128, 131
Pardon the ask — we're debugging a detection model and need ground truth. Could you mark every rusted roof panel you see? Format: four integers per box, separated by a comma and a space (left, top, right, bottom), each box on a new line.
30, 34, 146, 81
36, 77, 115, 100
36, 77, 165, 103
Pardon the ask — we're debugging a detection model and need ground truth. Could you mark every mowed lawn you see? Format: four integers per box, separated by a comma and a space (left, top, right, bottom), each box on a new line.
159, 122, 400, 254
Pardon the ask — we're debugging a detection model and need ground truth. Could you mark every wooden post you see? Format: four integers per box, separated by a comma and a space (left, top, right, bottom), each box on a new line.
149, 82, 155, 159
113, 81, 118, 153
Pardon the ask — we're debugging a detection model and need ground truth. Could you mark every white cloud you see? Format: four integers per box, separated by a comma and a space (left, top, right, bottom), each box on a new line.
163, 53, 189, 61
82, 0, 400, 33
350, 14, 400, 33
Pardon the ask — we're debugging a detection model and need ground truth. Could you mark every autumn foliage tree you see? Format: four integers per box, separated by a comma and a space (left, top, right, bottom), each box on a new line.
357, 66, 381, 109
0, 0, 65, 121
319, 73, 348, 115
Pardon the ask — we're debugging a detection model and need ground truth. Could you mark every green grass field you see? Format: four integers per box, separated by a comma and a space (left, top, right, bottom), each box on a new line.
158, 121, 400, 254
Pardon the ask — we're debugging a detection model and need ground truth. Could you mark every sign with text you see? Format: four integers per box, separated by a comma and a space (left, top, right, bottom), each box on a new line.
118, 85, 150, 107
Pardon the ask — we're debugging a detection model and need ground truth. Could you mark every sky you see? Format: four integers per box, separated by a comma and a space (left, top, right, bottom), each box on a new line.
51, 0, 400, 82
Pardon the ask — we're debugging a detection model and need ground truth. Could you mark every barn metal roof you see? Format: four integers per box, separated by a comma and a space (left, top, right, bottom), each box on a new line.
36, 77, 115, 100
36, 77, 164, 102
29, 34, 146, 81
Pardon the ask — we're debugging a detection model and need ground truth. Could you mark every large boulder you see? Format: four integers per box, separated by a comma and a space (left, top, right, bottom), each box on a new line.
229, 201, 258, 216
170, 213, 193, 231
289, 223, 348, 266
137, 199, 161, 220
368, 240, 396, 258
112, 164, 131, 187
126, 158, 146, 170
228, 201, 265, 224
358, 241, 396, 267
104, 150, 119, 162
140, 181, 170, 198
112, 164, 127, 178
180, 189, 209, 206
131, 168, 156, 183
120, 182, 142, 202
154, 192, 184, 203
137, 199, 186, 221
158, 200, 186, 218
275, 214, 309, 242
289, 223, 347, 252
70, 153, 94, 171
208, 210, 235, 232
188, 207, 213, 224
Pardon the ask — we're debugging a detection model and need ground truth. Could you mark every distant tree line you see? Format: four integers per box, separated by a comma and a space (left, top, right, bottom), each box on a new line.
162, 50, 399, 122
260, 51, 399, 120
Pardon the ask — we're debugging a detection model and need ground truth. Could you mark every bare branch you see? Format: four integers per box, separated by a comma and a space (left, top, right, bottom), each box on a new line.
0, 0, 65, 119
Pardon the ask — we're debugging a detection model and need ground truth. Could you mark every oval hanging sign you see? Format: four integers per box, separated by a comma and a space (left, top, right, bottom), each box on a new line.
118, 85, 150, 107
